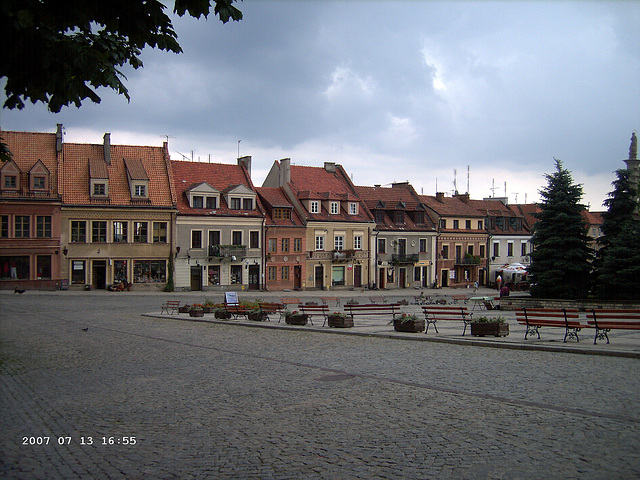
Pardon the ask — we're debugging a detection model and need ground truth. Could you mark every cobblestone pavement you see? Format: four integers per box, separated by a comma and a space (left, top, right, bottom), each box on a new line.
1, 291, 640, 479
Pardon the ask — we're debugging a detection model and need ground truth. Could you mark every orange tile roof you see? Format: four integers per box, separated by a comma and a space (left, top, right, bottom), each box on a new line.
420, 194, 485, 217
61, 143, 174, 207
1, 129, 59, 198
256, 187, 305, 226
171, 160, 262, 217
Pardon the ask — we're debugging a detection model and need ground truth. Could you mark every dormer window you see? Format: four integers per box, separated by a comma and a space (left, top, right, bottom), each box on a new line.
273, 208, 292, 220
93, 183, 106, 196
330, 202, 339, 214
223, 184, 256, 212
310, 201, 319, 213
193, 196, 204, 208
349, 202, 358, 215
206, 196, 217, 209
1, 160, 21, 191
124, 158, 149, 200
33, 177, 46, 189
134, 184, 146, 197
29, 160, 50, 192
89, 158, 109, 198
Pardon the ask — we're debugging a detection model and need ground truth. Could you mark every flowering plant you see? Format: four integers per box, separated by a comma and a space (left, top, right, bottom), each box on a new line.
398, 312, 419, 323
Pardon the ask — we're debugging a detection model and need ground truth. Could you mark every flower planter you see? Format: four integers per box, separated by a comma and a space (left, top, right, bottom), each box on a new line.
248, 311, 268, 322
189, 310, 204, 317
471, 322, 509, 337
285, 314, 308, 325
327, 315, 354, 328
393, 318, 425, 333
202, 306, 215, 313
214, 311, 232, 319
178, 305, 191, 314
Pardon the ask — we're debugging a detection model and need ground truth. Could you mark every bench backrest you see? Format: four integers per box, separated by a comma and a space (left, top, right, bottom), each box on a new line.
587, 309, 640, 324
517, 308, 580, 325
259, 302, 284, 313
165, 300, 180, 306
422, 305, 469, 320
345, 303, 399, 314
300, 304, 329, 313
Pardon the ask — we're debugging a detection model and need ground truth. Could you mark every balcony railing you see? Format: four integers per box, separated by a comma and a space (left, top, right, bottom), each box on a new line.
209, 245, 247, 259
390, 253, 420, 264
306, 250, 369, 262
455, 255, 481, 266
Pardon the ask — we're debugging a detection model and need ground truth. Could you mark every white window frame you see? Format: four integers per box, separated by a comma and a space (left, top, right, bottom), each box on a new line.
349, 202, 358, 215
334, 235, 344, 251
315, 235, 325, 251
310, 201, 319, 214
354, 235, 362, 250
330, 202, 339, 215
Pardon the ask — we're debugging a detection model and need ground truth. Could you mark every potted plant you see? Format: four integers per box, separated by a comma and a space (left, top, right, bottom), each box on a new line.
214, 307, 232, 319
327, 311, 354, 328
470, 316, 509, 337
202, 299, 216, 313
247, 307, 268, 321
393, 313, 425, 333
189, 304, 205, 317
178, 304, 192, 314
284, 310, 308, 325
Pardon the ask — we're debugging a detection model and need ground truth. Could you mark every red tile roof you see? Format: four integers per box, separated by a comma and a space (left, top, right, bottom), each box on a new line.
61, 143, 174, 207
355, 184, 435, 231
171, 160, 262, 216
1, 130, 59, 198
256, 187, 305, 226
419, 194, 485, 217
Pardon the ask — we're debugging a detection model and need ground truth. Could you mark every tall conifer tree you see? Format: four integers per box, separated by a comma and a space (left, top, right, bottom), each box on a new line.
595, 169, 640, 299
529, 159, 593, 299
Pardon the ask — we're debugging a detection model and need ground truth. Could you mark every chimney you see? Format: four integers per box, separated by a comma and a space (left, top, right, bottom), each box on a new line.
435, 192, 445, 202
103, 133, 111, 165
237, 155, 252, 178
280, 158, 291, 186
324, 162, 336, 173
455, 192, 470, 203
392, 181, 409, 189
56, 124, 63, 152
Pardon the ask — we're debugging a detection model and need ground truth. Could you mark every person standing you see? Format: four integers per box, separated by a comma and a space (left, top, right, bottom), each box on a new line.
496, 275, 502, 291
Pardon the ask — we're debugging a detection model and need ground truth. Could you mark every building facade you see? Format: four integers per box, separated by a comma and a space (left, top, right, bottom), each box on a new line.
171, 158, 263, 291
60, 133, 176, 290
0, 128, 62, 290
356, 182, 437, 289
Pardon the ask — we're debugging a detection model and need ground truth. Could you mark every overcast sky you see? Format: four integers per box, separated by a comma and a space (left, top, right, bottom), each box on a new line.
2, 0, 639, 209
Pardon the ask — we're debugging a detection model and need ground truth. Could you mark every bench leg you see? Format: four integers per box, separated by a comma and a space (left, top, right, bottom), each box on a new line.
424, 319, 438, 334
593, 328, 609, 345
524, 325, 540, 340
563, 327, 580, 343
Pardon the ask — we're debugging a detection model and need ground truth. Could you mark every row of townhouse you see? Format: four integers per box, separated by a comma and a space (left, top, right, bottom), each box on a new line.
0, 126, 603, 292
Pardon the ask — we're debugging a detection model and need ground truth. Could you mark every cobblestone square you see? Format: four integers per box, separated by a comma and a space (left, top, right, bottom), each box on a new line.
2, 291, 639, 479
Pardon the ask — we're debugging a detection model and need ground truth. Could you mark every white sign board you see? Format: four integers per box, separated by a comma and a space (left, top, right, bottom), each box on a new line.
225, 291, 239, 305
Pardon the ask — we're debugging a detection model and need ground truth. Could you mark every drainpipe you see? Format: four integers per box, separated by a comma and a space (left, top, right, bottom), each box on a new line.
373, 228, 379, 289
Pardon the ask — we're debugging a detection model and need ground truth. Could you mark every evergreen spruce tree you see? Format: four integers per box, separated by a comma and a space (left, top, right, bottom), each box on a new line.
595, 169, 640, 299
529, 159, 593, 299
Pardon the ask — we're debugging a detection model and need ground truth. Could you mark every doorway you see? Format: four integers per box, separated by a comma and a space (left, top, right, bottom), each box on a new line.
353, 265, 362, 288
190, 266, 202, 291
314, 265, 324, 289
441, 269, 449, 287
248, 265, 259, 290
378, 267, 386, 289
399, 268, 406, 288
92, 260, 107, 289
293, 265, 302, 290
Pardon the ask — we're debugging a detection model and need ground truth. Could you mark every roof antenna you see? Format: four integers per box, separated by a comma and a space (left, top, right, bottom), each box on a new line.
467, 165, 470, 194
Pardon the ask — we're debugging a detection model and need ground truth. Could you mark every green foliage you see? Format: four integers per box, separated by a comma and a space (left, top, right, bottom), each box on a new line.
595, 169, 640, 300
472, 316, 505, 324
1, 0, 242, 112
529, 159, 593, 299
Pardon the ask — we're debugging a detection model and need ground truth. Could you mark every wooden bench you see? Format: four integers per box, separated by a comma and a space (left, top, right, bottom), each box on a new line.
344, 303, 400, 323
281, 297, 301, 309
320, 296, 341, 307
299, 304, 330, 326
160, 300, 181, 315
258, 302, 285, 322
586, 309, 640, 344
516, 308, 582, 343
422, 305, 472, 335
450, 294, 469, 304
369, 296, 388, 304
224, 303, 250, 319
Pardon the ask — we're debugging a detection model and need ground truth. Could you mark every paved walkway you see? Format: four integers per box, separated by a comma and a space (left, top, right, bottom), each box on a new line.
1, 289, 640, 479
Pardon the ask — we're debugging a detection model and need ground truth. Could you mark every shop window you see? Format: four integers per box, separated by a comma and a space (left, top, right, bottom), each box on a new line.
1, 256, 29, 279
71, 260, 86, 284
133, 260, 166, 283
208, 265, 220, 285
36, 255, 51, 279
114, 260, 128, 283
331, 266, 345, 286
230, 265, 242, 284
